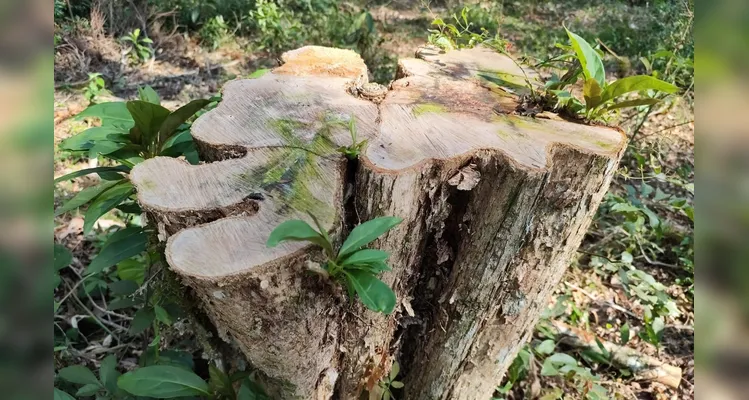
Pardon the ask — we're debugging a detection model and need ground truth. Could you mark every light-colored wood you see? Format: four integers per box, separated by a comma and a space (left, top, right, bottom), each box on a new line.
131, 45, 627, 399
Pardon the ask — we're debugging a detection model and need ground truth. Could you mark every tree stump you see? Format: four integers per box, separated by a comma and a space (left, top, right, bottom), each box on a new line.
131, 45, 626, 400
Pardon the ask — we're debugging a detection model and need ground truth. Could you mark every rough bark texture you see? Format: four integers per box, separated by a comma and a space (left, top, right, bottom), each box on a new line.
130, 45, 626, 400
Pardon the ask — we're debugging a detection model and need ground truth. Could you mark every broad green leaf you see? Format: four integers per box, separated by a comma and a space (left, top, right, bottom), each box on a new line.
391, 381, 404, 389
158, 99, 211, 146
535, 339, 556, 355
54, 166, 129, 184
345, 270, 397, 314
76, 102, 134, 128
54, 243, 73, 271
565, 28, 605, 86
604, 98, 661, 111
208, 364, 234, 398
139, 86, 161, 104
54, 388, 76, 400
109, 280, 139, 296
389, 361, 400, 380
345, 261, 391, 274
546, 353, 578, 366
83, 181, 135, 234
340, 249, 389, 266
117, 258, 146, 284
154, 305, 173, 325
88, 140, 127, 158
58, 365, 101, 385
55, 180, 121, 216
87, 228, 147, 274
59, 126, 129, 151
602, 75, 679, 102
267, 219, 333, 255
583, 78, 603, 110
248, 68, 270, 79
129, 307, 155, 335
76, 383, 102, 396
237, 378, 270, 400
338, 216, 402, 257
108, 298, 138, 310
126, 100, 171, 145
117, 365, 210, 398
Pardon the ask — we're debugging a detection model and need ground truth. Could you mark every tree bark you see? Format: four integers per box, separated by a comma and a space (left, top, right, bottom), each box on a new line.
131, 45, 626, 399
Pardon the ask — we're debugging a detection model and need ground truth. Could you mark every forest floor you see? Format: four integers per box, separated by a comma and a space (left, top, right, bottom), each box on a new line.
54, 2, 694, 399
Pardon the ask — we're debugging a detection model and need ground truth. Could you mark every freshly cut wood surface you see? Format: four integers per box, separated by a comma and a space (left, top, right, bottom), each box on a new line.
130, 44, 628, 399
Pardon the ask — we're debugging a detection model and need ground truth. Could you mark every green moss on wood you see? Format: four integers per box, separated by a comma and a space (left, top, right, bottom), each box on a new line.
413, 103, 447, 117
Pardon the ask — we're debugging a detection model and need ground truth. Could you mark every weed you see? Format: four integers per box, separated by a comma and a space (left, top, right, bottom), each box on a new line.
337, 117, 367, 159
374, 361, 404, 400
267, 214, 402, 314
83, 72, 109, 104
199, 15, 230, 50
121, 29, 154, 64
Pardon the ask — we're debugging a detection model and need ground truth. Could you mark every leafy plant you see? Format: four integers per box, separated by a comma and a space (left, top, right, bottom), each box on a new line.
247, 0, 303, 54
83, 72, 110, 104
427, 7, 490, 51
57, 355, 123, 398
55, 87, 211, 233
267, 215, 402, 314
200, 15, 230, 50
337, 117, 367, 159
545, 28, 679, 121
121, 29, 154, 63
376, 361, 404, 400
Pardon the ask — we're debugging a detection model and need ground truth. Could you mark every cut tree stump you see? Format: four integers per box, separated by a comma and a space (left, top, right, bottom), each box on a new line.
131, 45, 626, 400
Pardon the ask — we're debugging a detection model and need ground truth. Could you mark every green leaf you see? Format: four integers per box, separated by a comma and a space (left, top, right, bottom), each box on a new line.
605, 98, 661, 111
76, 383, 102, 396
154, 305, 173, 325
59, 126, 129, 151
583, 78, 603, 110
58, 365, 101, 385
117, 365, 211, 398
340, 249, 389, 266
83, 181, 135, 234
88, 228, 147, 274
390, 381, 404, 389
338, 216, 402, 257
139, 86, 161, 104
54, 243, 73, 271
344, 270, 397, 314
237, 378, 269, 400
535, 339, 556, 355
266, 219, 333, 256
602, 75, 679, 102
54, 166, 129, 184
129, 307, 155, 335
76, 102, 134, 128
158, 99, 211, 147
389, 361, 400, 380
117, 258, 146, 284
248, 69, 270, 79
345, 261, 391, 274
55, 180, 121, 216
208, 364, 234, 398
109, 280, 139, 296
54, 388, 76, 400
565, 28, 605, 87
126, 100, 171, 145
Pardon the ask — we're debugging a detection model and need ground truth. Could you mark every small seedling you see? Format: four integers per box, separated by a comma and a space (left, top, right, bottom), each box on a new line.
83, 72, 109, 104
121, 28, 154, 63
267, 214, 401, 314
377, 361, 404, 400
337, 117, 368, 159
